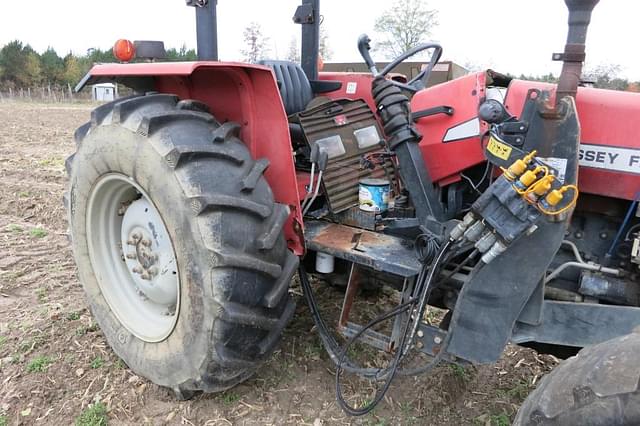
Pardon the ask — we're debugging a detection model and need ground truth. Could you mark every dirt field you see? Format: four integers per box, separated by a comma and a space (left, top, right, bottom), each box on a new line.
0, 101, 560, 425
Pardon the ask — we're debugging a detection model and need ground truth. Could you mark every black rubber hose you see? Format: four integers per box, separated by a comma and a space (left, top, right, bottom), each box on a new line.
334, 240, 453, 415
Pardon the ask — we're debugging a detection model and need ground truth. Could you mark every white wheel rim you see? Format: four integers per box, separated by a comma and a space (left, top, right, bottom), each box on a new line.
86, 173, 180, 342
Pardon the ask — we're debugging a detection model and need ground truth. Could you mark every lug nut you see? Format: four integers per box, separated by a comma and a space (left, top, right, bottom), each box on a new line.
132, 266, 142, 274
126, 239, 136, 246
126, 253, 137, 259
141, 272, 151, 280
434, 336, 443, 344
141, 239, 152, 247
417, 330, 424, 338
132, 233, 141, 241
148, 267, 158, 276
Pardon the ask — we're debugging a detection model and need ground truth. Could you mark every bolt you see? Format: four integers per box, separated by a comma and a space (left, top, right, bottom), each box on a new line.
416, 341, 424, 349
132, 266, 142, 274
417, 330, 424, 338
126, 253, 137, 259
599, 232, 608, 240
575, 231, 583, 239
434, 336, 443, 344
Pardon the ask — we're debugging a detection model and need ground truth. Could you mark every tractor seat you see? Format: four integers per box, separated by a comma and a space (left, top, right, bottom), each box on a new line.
258, 60, 313, 116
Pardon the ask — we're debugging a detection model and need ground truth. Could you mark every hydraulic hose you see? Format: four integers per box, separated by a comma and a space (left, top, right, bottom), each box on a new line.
298, 238, 454, 416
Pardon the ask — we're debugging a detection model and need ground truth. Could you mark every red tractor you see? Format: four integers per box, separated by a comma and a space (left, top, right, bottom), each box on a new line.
66, 0, 640, 422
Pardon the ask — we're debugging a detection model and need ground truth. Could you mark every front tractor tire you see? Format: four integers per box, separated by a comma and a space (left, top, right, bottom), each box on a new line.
67, 93, 298, 397
515, 329, 640, 425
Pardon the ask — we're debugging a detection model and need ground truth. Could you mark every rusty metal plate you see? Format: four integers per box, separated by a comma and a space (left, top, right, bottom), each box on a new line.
304, 220, 421, 277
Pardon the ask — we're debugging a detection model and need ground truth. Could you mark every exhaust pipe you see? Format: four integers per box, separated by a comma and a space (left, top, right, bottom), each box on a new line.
187, 0, 219, 61
554, 0, 599, 106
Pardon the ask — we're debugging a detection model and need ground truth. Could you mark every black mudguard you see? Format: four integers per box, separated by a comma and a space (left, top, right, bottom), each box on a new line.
446, 93, 580, 364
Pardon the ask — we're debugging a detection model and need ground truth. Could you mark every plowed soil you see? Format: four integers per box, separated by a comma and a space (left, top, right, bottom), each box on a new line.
0, 101, 559, 425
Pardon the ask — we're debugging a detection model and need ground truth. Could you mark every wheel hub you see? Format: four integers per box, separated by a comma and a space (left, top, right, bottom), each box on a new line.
121, 198, 178, 307
86, 173, 180, 342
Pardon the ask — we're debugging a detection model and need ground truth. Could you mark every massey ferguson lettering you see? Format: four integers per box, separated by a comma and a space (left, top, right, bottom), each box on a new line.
579, 144, 640, 174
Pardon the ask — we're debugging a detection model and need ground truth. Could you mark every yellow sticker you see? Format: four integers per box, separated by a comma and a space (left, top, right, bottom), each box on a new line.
487, 137, 513, 160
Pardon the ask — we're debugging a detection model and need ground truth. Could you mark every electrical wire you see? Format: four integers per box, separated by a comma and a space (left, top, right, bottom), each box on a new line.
460, 161, 492, 195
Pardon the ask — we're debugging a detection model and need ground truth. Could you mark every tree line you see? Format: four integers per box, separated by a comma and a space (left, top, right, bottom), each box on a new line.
0, 40, 197, 89
2, 0, 637, 92
517, 64, 638, 92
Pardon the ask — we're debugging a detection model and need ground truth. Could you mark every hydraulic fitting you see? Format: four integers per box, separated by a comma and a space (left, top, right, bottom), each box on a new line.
513, 165, 546, 192
450, 212, 476, 241
504, 150, 537, 181
481, 240, 507, 264
537, 185, 578, 215
463, 220, 485, 242
543, 188, 565, 207
525, 175, 555, 202
475, 231, 497, 253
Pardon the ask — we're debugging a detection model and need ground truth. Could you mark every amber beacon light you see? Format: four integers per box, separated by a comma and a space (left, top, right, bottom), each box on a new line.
113, 39, 136, 62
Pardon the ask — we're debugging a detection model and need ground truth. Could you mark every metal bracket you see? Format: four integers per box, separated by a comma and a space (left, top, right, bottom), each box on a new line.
552, 52, 586, 62
552, 43, 586, 62
293, 4, 314, 24
186, 0, 208, 7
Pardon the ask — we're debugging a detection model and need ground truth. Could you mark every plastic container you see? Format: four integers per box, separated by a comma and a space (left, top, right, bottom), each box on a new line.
315, 252, 335, 273
358, 178, 391, 212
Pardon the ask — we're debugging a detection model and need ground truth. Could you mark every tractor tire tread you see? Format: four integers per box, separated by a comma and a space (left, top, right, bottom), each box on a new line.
241, 158, 270, 192
137, 109, 216, 136
257, 203, 290, 250
211, 122, 241, 143
515, 330, 640, 426
189, 194, 271, 219
262, 252, 299, 308
68, 93, 296, 397
112, 94, 179, 124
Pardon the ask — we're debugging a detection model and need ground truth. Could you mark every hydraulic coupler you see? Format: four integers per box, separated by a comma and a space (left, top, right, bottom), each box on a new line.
449, 149, 578, 264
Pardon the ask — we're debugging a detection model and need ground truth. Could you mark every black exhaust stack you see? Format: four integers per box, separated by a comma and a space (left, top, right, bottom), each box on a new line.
554, 0, 599, 106
293, 0, 320, 80
187, 0, 219, 61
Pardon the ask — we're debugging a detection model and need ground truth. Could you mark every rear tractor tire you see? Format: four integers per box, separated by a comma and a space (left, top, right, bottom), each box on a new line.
66, 93, 299, 397
515, 329, 640, 425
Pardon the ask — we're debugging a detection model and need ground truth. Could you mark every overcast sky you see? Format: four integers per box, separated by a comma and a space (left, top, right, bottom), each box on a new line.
1, 0, 638, 80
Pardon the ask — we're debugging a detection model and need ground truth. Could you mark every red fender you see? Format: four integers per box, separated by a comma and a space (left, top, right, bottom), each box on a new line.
78, 62, 304, 255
